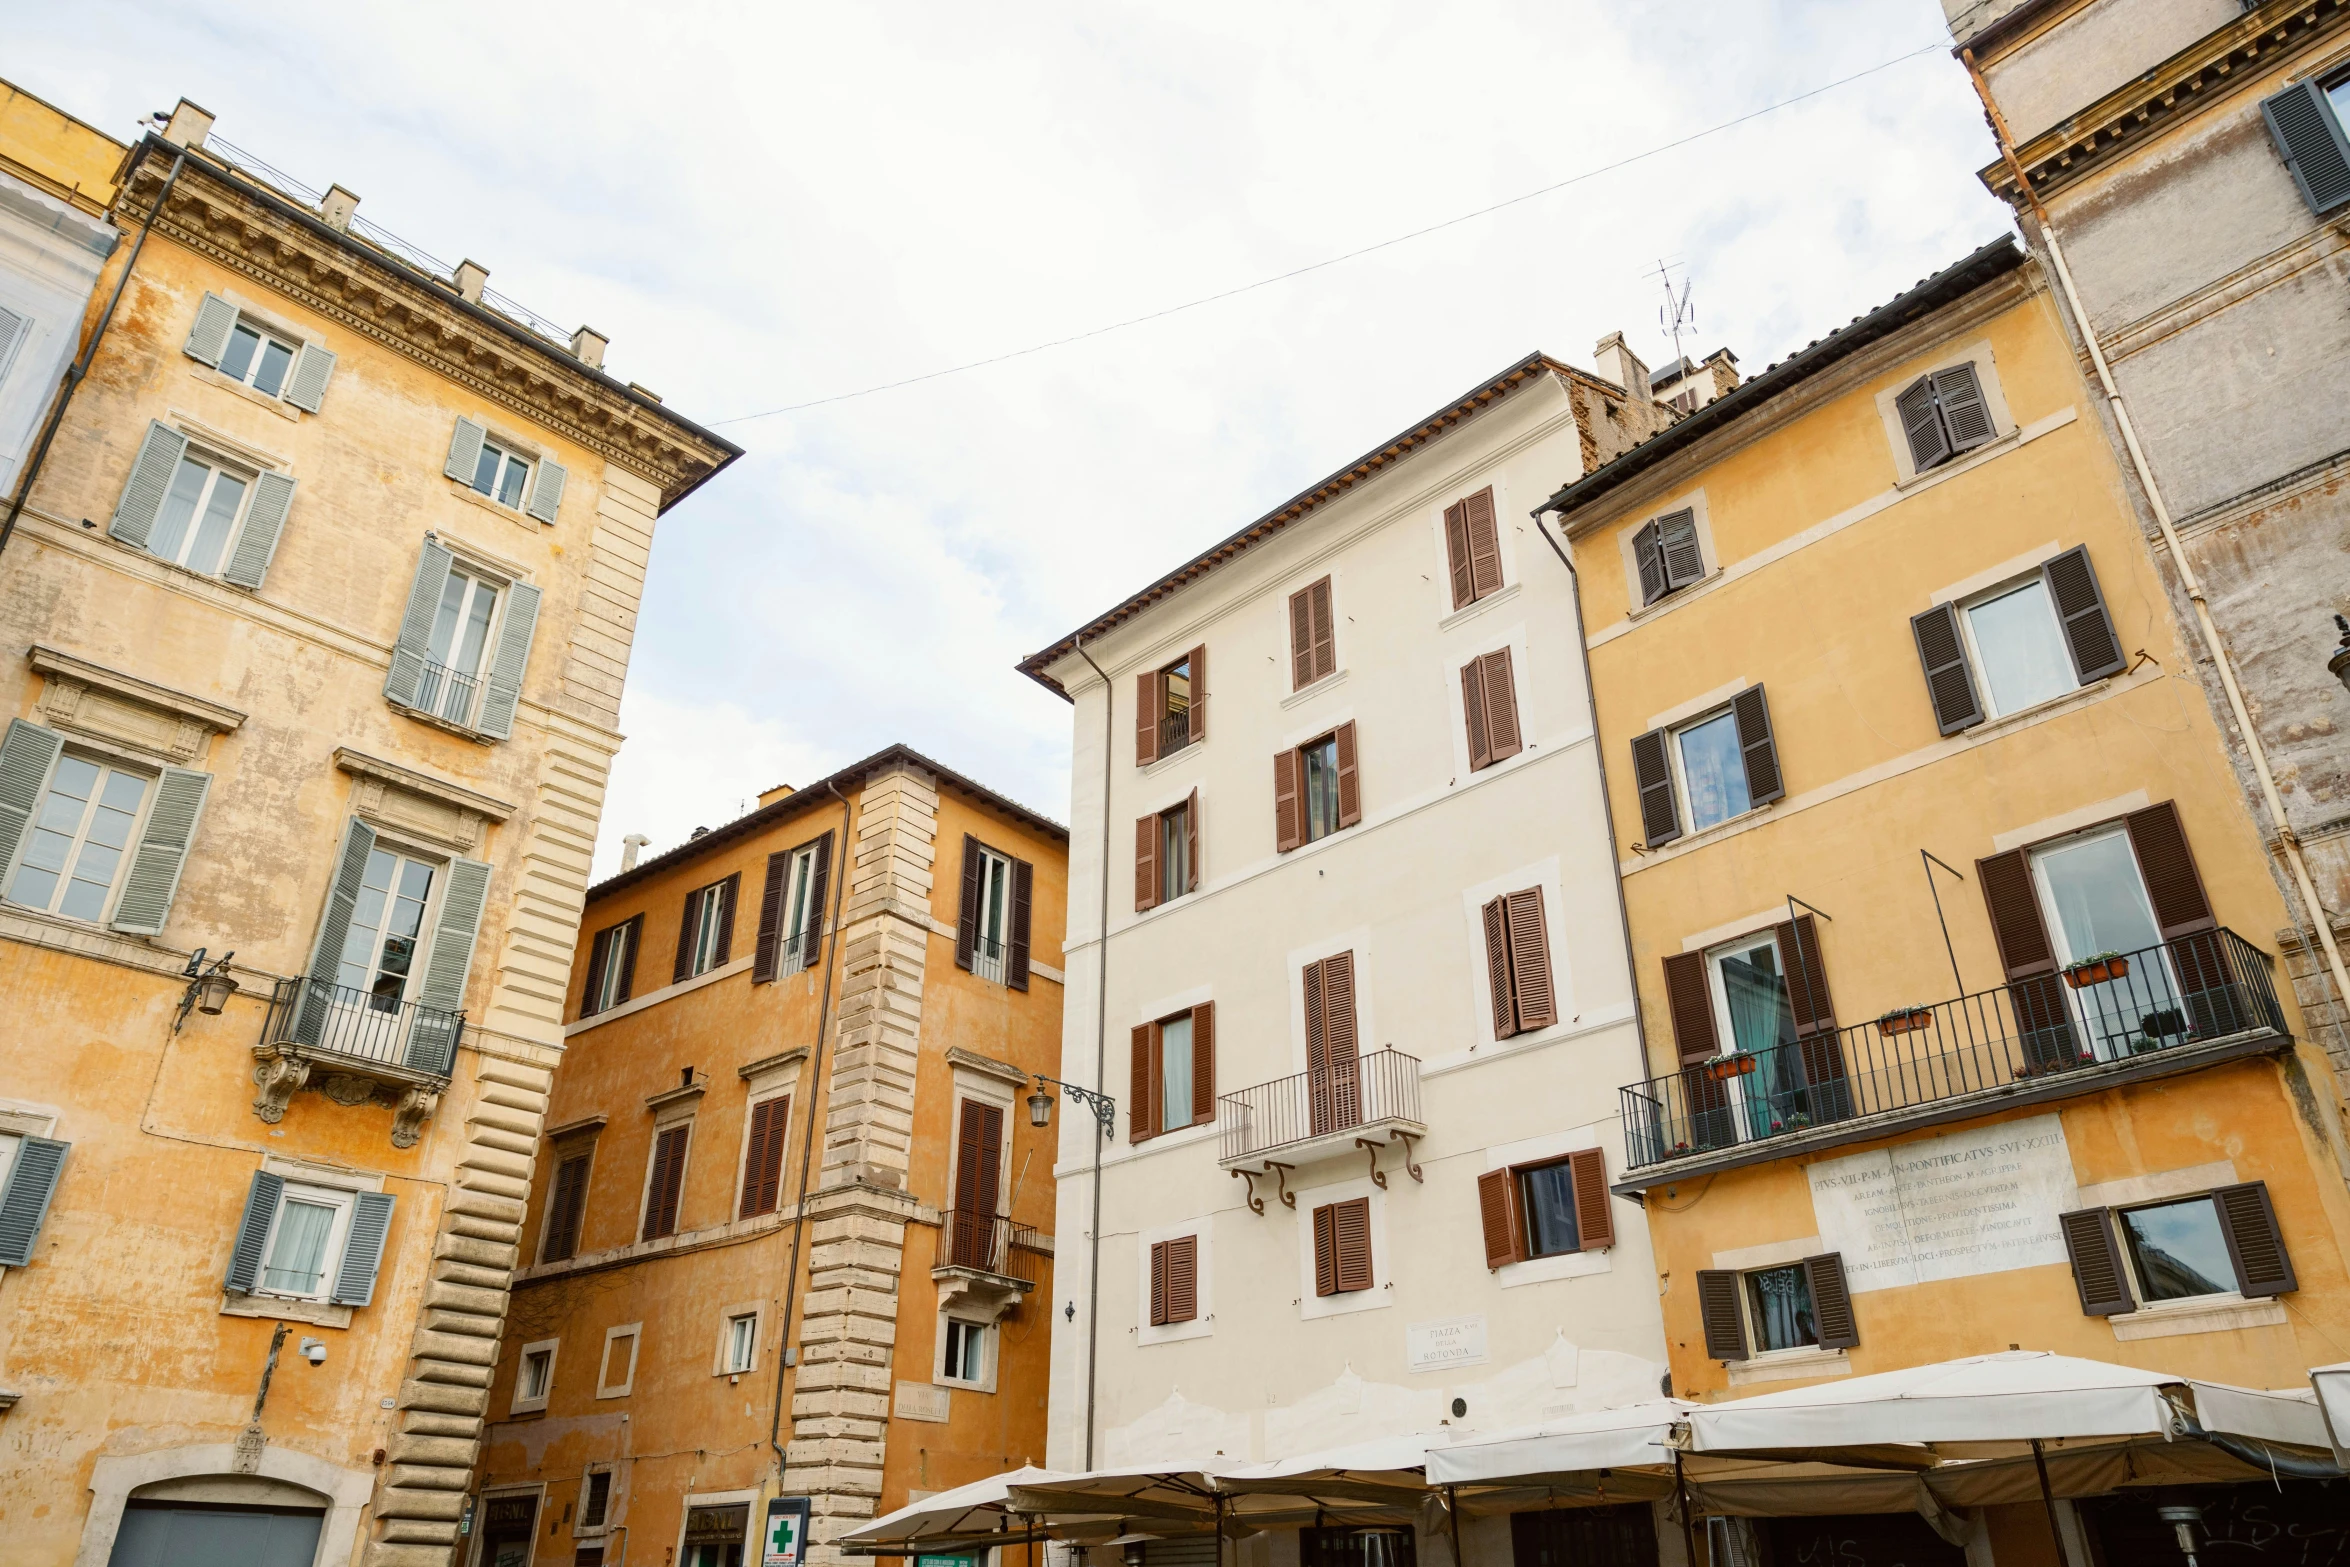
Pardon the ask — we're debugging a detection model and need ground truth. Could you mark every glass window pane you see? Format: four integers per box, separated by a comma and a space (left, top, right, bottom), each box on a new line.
785, 852, 813, 939
1520, 1162, 1581, 1257
453, 581, 497, 676
1677, 711, 1751, 830
262, 1197, 337, 1294
219, 323, 261, 383
1966, 580, 2074, 716
981, 856, 1006, 951
428, 572, 471, 665
1716, 942, 1796, 1055
184, 469, 246, 577
1746, 1264, 1819, 1353
497, 456, 528, 509
2330, 78, 2350, 131
521, 1351, 549, 1398
2035, 832, 2161, 962
2121, 1198, 2236, 1301
1159, 1015, 1193, 1133
253, 337, 295, 398
472, 444, 502, 496
150, 458, 210, 564
1303, 739, 1340, 842
1161, 806, 1188, 899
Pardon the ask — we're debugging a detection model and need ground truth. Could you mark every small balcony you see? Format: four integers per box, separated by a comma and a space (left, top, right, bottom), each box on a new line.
1617, 928, 2288, 1186
1158, 712, 1194, 758
933, 1208, 1041, 1321
410, 659, 481, 729
1218, 1048, 1425, 1174
251, 976, 464, 1147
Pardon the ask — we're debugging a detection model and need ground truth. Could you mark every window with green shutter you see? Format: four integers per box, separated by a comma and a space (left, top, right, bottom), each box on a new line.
107, 422, 298, 589
385, 536, 541, 740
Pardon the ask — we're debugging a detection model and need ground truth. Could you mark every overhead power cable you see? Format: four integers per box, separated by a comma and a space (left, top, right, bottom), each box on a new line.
711, 39, 1949, 426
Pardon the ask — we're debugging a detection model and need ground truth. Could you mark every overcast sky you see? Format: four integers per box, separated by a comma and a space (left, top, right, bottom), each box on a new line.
11, 0, 2011, 877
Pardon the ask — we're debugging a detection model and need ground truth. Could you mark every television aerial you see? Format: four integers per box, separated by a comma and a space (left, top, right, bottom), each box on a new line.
1650, 258, 1696, 370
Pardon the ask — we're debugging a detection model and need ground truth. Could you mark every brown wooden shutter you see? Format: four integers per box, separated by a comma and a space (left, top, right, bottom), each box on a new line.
1303, 958, 1332, 1131
2058, 1207, 2135, 1316
1897, 375, 1949, 472
1461, 659, 1492, 772
1505, 890, 1555, 1031
1163, 1233, 1198, 1322
1482, 650, 1523, 765
1332, 1196, 1372, 1292
673, 893, 698, 985
956, 1099, 1004, 1220
1007, 856, 1034, 992
1631, 729, 1681, 847
1288, 583, 1316, 689
739, 1100, 773, 1220
1309, 577, 1336, 682
1130, 1023, 1155, 1144
1333, 721, 1361, 827
643, 1126, 688, 1240
2215, 1182, 2297, 1297
2042, 545, 2126, 684
1568, 1147, 1614, 1251
955, 834, 981, 971
1476, 1168, 1523, 1269
1805, 1253, 1858, 1348
1135, 814, 1159, 914
2125, 802, 2216, 939
1444, 498, 1476, 610
1323, 951, 1360, 1122
615, 915, 640, 1005
1909, 603, 1984, 736
1773, 917, 1836, 1039
1464, 488, 1503, 600
1188, 645, 1208, 742
1696, 1269, 1747, 1360
741, 1096, 789, 1218
1149, 1239, 1170, 1326
1656, 509, 1704, 592
1481, 897, 1515, 1040
1273, 747, 1303, 853
582, 926, 614, 1017
802, 840, 829, 961
1184, 789, 1201, 896
711, 873, 740, 965
1979, 848, 2077, 1072
753, 851, 790, 984
1633, 520, 1666, 605
1190, 1001, 1216, 1123
542, 1153, 590, 1262
1662, 951, 1719, 1064
1732, 686, 1784, 806
1312, 1203, 1339, 1296
1136, 670, 1162, 767
1933, 363, 1995, 452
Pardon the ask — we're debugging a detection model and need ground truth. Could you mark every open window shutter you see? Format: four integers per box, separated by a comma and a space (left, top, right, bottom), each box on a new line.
2041, 545, 2125, 684
1188, 645, 1208, 742
1978, 848, 2077, 1072
543, 1154, 589, 1260
1150, 1240, 1170, 1326
0, 1136, 68, 1267
385, 537, 455, 709
1005, 856, 1036, 990
0, 305, 24, 376
1334, 721, 1361, 827
184, 292, 237, 366
1732, 685, 1784, 805
410, 855, 490, 1075
1910, 603, 1984, 735
1130, 1024, 1155, 1143
1289, 585, 1317, 688
2214, 1182, 2297, 1297
1633, 520, 1666, 606
0, 720, 61, 878
221, 469, 296, 590
1569, 1148, 1614, 1251
616, 915, 641, 1002
803, 839, 829, 960
1444, 498, 1476, 610
110, 764, 211, 935
1505, 890, 1556, 1031
2058, 1208, 2135, 1315
2263, 80, 2350, 216
1464, 487, 1504, 600
1323, 949, 1359, 1087
224, 1171, 284, 1293
329, 1191, 395, 1306
1461, 659, 1492, 772
2126, 802, 2216, 939
1772, 917, 1835, 1039
1333, 1196, 1373, 1292
293, 817, 377, 1045
1897, 375, 1949, 472
710, 872, 740, 966
1135, 814, 1159, 913
1164, 1234, 1197, 1323
474, 579, 541, 740
1184, 790, 1200, 897
1476, 1168, 1523, 1269
1191, 1002, 1216, 1122
1804, 1253, 1859, 1348
444, 416, 488, 482
754, 852, 789, 983
1312, 1204, 1339, 1297
641, 1135, 672, 1241
1696, 1269, 1747, 1360
1273, 747, 1303, 853
284, 342, 336, 414
1662, 951, 1719, 1064
955, 835, 981, 971
108, 421, 190, 549
1481, 650, 1522, 764
525, 457, 568, 524
1309, 578, 1336, 682
1657, 509, 1704, 592
1932, 364, 1995, 453
1303, 959, 1331, 1128
1136, 671, 1162, 767
1482, 897, 1516, 1041
1631, 729, 1680, 847
673, 890, 700, 984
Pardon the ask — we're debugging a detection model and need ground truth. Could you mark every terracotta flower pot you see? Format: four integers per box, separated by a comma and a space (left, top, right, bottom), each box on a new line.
1877, 1008, 1933, 1037
2064, 955, 2130, 989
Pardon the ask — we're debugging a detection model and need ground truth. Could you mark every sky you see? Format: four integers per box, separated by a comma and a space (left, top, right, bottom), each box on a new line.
8, 0, 2013, 878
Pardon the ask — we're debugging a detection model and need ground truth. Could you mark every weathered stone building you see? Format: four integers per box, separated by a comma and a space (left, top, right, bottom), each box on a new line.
0, 84, 735, 1566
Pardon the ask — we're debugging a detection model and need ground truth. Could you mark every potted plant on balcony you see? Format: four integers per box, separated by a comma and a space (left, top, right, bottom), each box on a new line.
1705, 1054, 1759, 1083
2064, 951, 2131, 988
2134, 1008, 2186, 1053
1876, 1004, 1934, 1037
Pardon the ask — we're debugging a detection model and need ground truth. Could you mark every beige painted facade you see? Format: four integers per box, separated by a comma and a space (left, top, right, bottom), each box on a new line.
0, 87, 734, 1567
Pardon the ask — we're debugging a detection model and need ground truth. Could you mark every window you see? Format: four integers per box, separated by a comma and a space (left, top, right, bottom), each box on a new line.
1274, 723, 1360, 852
182, 293, 335, 411
2030, 825, 2168, 1058
386, 538, 544, 740
470, 438, 533, 510
1481, 888, 1557, 1040
955, 835, 1034, 989
1311, 1196, 1373, 1297
334, 844, 437, 1013
1476, 1148, 1614, 1268
2061, 1183, 2297, 1316
1444, 487, 1505, 610
1630, 687, 1781, 847
1895, 362, 1995, 473
259, 1183, 354, 1299
1460, 648, 1522, 772
755, 835, 831, 984
582, 915, 641, 1017
5, 753, 150, 922
1301, 954, 1359, 1137
1149, 1235, 1199, 1326
149, 452, 258, 577
416, 565, 500, 727
2261, 75, 2350, 216
1288, 576, 1337, 689
596, 1324, 641, 1398
1128, 1004, 1215, 1145
513, 1340, 557, 1412
1659, 918, 1847, 1145
224, 1171, 394, 1308
1910, 546, 2124, 735
1136, 645, 1207, 764
948, 1099, 1007, 1266
1134, 791, 1198, 912
778, 845, 819, 973
941, 1318, 988, 1384
579, 1469, 612, 1530
541, 1152, 592, 1263
1746, 1264, 1820, 1352
968, 845, 1012, 982
674, 874, 738, 983
2118, 1198, 2238, 1302
724, 1312, 758, 1373
642, 1124, 690, 1241
1959, 578, 2076, 718
1632, 507, 1704, 606
1676, 710, 1751, 831
739, 1095, 790, 1219
1694, 1254, 1857, 1361
218, 319, 299, 399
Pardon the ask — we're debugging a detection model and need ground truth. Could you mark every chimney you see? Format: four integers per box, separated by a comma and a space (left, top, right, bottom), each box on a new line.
570, 325, 608, 370
453, 259, 489, 305
757, 783, 796, 808
619, 832, 650, 872
320, 185, 360, 233
1702, 347, 1742, 401
162, 99, 214, 150
1593, 332, 1652, 403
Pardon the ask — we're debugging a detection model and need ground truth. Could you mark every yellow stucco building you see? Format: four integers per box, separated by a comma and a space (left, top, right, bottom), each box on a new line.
0, 85, 736, 1566
1544, 237, 2350, 1556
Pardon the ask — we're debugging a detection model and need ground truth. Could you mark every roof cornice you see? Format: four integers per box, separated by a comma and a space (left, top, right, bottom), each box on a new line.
118, 137, 740, 511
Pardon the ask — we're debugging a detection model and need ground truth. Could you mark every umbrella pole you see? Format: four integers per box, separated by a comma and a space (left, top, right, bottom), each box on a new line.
2031, 1439, 2065, 1562
1446, 1484, 1467, 1567
1673, 1452, 1699, 1567
1217, 1492, 1226, 1567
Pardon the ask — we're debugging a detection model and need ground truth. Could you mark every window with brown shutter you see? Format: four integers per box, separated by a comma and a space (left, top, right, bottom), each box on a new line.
1279, 725, 1359, 852
2042, 545, 2125, 684
1313, 1197, 1372, 1296
1732, 686, 1784, 806
1909, 602, 1985, 736
1151, 1234, 1199, 1326
956, 834, 982, 970
752, 850, 791, 983
1333, 721, 1360, 827
2058, 1207, 2134, 1316
1302, 953, 1361, 1135
1137, 795, 1200, 912
2214, 1182, 2297, 1297
1978, 847, 2078, 1073
1129, 1023, 1155, 1144
583, 924, 614, 1016
1480, 1149, 1613, 1268
949, 1099, 1006, 1268
739, 1096, 790, 1218
1273, 747, 1303, 853
1190, 1001, 1216, 1125
1461, 649, 1522, 772
1288, 577, 1336, 690
1134, 814, 1158, 914
1896, 363, 1996, 473
1568, 1148, 1614, 1251
1476, 1168, 1523, 1270
582, 914, 643, 1017
1136, 668, 1164, 767
1630, 729, 1680, 847
1007, 856, 1034, 992
1444, 488, 1505, 610
642, 1124, 689, 1241
541, 1151, 592, 1263
1632, 509, 1705, 606
1805, 1253, 1859, 1349
1663, 950, 1733, 1151
1129, 1004, 1216, 1144
1481, 888, 1556, 1040
1696, 1269, 1747, 1360
676, 876, 737, 982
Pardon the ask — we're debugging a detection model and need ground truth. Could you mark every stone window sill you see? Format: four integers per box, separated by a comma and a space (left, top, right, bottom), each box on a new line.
1280, 668, 1348, 710
189, 362, 302, 422
221, 1292, 352, 1329
1438, 580, 1520, 633
1727, 1345, 1850, 1386
2109, 1292, 2287, 1341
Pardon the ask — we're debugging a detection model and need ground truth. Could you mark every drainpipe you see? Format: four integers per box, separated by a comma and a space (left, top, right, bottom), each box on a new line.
1069, 635, 1116, 1469
0, 145, 183, 559
1961, 51, 2350, 1060
769, 778, 857, 1479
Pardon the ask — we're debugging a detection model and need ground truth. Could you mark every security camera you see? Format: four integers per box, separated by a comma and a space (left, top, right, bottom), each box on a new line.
299, 1337, 327, 1367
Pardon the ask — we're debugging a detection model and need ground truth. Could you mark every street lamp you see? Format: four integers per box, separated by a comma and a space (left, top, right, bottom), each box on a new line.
1026, 1085, 1052, 1128
2330, 614, 2350, 697
1025, 1074, 1118, 1140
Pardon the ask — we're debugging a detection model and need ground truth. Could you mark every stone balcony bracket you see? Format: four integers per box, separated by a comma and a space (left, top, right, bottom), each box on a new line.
252, 1041, 447, 1148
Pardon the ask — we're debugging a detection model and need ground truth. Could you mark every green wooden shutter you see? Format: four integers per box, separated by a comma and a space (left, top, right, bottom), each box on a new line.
329, 1191, 395, 1306
0, 719, 64, 875
184, 293, 237, 367
1630, 728, 1680, 847
525, 456, 568, 524
475, 579, 541, 739
2041, 545, 2126, 684
1909, 603, 1983, 735
1732, 685, 1784, 805
1896, 375, 1948, 472
2263, 80, 2350, 216
284, 343, 337, 414
0, 1135, 68, 1266
444, 416, 487, 483
293, 818, 377, 1045
225, 1171, 284, 1293
109, 765, 211, 935
108, 421, 190, 550
221, 470, 296, 590
385, 537, 454, 709
408, 856, 490, 1074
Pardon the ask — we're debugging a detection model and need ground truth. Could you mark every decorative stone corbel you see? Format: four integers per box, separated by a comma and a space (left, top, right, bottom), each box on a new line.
391, 1086, 440, 1150
252, 1048, 311, 1124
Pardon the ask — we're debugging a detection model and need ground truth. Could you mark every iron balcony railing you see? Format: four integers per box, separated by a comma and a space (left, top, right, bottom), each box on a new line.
260, 976, 466, 1079
1220, 1048, 1423, 1164
938, 1208, 1039, 1284
1621, 928, 2285, 1170
1159, 713, 1195, 757
413, 659, 482, 727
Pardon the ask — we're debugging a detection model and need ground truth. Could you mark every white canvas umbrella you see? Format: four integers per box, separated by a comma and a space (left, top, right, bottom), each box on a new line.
839, 1465, 1071, 1553
1425, 1402, 1696, 1485
1685, 1351, 2186, 1452
2309, 1361, 2350, 1467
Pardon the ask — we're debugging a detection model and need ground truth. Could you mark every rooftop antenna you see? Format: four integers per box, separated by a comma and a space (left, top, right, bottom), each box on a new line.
1650, 257, 1696, 371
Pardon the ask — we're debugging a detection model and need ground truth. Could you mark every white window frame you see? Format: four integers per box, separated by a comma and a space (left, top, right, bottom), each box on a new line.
2112, 1192, 2246, 1310
575, 1463, 617, 1538
938, 1315, 992, 1390
250, 1180, 359, 1304
723, 1310, 759, 1374
329, 837, 448, 1010
1953, 572, 2075, 721
417, 562, 506, 730
1668, 705, 1752, 835
469, 437, 535, 511
147, 444, 264, 577
970, 845, 1013, 985
588, 919, 635, 1012
596, 1322, 642, 1399
216, 315, 303, 400
687, 881, 727, 978
777, 844, 820, 978
1, 747, 158, 926
2026, 823, 2178, 1062
1737, 1260, 1825, 1359
511, 1336, 559, 1414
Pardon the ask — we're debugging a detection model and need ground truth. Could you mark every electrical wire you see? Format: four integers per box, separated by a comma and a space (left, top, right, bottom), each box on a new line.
710, 39, 1949, 426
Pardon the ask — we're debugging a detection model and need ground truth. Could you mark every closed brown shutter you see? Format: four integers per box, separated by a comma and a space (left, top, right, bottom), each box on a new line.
1149, 1239, 1171, 1326
582, 926, 614, 1016
1312, 1203, 1340, 1296
955, 834, 981, 971
1333, 721, 1361, 827
2058, 1207, 2134, 1316
1323, 951, 1360, 1122
1184, 789, 1200, 896
1481, 650, 1522, 765
1273, 747, 1303, 853
1909, 603, 1984, 735
643, 1125, 688, 1241
1568, 1148, 1614, 1251
1631, 729, 1680, 847
753, 851, 790, 984
1164, 1233, 1198, 1323
542, 1153, 590, 1262
673, 892, 698, 985
1291, 580, 1336, 688
1444, 498, 1476, 610
2215, 1182, 2297, 1297
1696, 1269, 1747, 1360
1309, 578, 1336, 683
956, 1099, 1004, 1219
1461, 659, 1492, 771
1481, 897, 1515, 1040
614, 914, 640, 1005
802, 839, 829, 961
1978, 847, 2076, 1071
1476, 1168, 1523, 1269
1331, 1196, 1372, 1292
2125, 802, 2215, 938
1805, 1253, 1858, 1348
1662, 951, 1719, 1063
711, 873, 740, 965
1191, 1002, 1216, 1123
2042, 545, 2126, 684
741, 1096, 789, 1218
1505, 889, 1555, 1031
1135, 814, 1159, 914
1188, 645, 1208, 742
1007, 856, 1034, 992
1130, 1023, 1155, 1144
1732, 686, 1783, 806
1136, 670, 1162, 767
1464, 487, 1503, 600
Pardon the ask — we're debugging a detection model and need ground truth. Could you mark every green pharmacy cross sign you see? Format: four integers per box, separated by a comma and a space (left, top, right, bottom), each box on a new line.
764, 1497, 814, 1567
